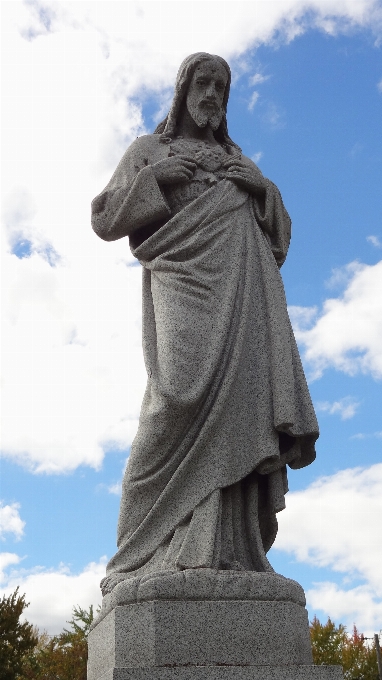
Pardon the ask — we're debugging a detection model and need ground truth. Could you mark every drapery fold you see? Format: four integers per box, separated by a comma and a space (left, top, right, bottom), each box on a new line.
101, 173, 318, 581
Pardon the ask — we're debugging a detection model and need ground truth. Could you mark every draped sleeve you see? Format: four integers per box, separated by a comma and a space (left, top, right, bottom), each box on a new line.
231, 155, 291, 269
252, 177, 291, 268
91, 136, 171, 242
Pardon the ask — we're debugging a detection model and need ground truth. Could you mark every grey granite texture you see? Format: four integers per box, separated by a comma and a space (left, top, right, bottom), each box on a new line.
87, 599, 313, 680
92, 571, 306, 628
96, 668, 343, 680
88, 600, 343, 680
88, 51, 330, 680
91, 52, 319, 595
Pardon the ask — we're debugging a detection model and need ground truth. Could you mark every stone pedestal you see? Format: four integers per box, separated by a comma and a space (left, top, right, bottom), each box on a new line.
88, 572, 342, 679
90, 669, 343, 680
88, 599, 342, 677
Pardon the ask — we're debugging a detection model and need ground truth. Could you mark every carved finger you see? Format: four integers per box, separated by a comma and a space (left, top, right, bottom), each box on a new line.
171, 169, 189, 179
177, 154, 197, 163
225, 173, 250, 184
226, 170, 247, 178
226, 165, 243, 173
222, 153, 242, 163
222, 159, 245, 169
179, 161, 197, 170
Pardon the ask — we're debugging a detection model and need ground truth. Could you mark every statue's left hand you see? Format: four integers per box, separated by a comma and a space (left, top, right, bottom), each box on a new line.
222, 158, 266, 195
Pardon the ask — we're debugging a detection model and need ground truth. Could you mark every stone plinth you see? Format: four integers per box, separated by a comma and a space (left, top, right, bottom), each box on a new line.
95, 669, 343, 680
88, 573, 343, 680
88, 600, 342, 680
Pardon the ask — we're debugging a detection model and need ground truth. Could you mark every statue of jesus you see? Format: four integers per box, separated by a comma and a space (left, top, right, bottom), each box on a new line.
92, 53, 319, 599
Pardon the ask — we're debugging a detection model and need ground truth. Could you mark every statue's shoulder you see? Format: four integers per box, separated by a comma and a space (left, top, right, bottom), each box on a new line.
125, 134, 165, 157
117, 134, 168, 170
239, 152, 264, 175
105, 134, 168, 190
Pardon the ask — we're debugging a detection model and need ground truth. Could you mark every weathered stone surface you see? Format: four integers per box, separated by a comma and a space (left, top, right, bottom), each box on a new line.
91, 570, 306, 629
88, 599, 314, 680
97, 668, 343, 680
92, 53, 319, 596
88, 599, 344, 680
88, 52, 340, 680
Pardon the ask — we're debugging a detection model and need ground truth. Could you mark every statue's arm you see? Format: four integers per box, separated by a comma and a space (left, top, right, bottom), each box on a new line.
223, 154, 291, 267
91, 139, 171, 242
252, 174, 292, 268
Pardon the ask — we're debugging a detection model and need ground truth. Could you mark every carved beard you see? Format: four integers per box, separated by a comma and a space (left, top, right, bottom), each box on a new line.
186, 98, 223, 131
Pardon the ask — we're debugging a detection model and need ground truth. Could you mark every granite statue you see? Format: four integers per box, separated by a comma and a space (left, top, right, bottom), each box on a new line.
91, 52, 319, 604
88, 52, 344, 680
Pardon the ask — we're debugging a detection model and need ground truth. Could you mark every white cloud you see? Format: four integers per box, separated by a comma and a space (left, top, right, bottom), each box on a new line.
316, 396, 360, 420
377, 78, 382, 93
1, 557, 105, 635
3, 187, 60, 265
0, 503, 25, 541
151, 89, 175, 126
350, 430, 382, 440
249, 73, 270, 86
262, 102, 285, 129
248, 91, 260, 111
289, 260, 382, 379
306, 582, 382, 636
288, 305, 318, 328
324, 260, 363, 290
0, 553, 22, 581
251, 151, 263, 164
1, 248, 145, 473
274, 464, 382, 631
367, 235, 382, 248
275, 463, 382, 588
107, 482, 122, 496
2, 2, 381, 473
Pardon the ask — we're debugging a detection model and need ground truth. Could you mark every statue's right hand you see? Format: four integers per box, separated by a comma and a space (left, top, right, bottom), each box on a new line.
151, 155, 197, 185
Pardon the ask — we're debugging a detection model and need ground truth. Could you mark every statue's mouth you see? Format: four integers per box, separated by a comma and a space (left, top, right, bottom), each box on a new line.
200, 100, 218, 110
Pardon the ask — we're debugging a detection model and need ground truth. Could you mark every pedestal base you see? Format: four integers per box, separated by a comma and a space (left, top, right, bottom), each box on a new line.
100, 667, 343, 680
88, 599, 343, 680
88, 573, 343, 680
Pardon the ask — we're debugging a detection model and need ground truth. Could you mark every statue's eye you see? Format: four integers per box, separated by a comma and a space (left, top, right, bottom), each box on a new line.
196, 79, 206, 86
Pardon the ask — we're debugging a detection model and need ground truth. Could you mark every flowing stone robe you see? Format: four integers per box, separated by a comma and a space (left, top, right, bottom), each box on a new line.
92, 134, 319, 593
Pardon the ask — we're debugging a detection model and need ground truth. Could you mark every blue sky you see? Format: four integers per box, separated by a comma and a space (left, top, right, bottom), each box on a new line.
1, 0, 381, 635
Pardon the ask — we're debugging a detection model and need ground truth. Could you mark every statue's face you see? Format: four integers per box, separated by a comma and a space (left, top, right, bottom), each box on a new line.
186, 60, 228, 131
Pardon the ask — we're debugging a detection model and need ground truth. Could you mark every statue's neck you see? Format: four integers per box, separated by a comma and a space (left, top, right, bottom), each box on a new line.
176, 107, 219, 146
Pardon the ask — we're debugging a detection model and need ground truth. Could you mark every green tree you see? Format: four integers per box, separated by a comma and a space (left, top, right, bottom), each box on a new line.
20, 604, 95, 680
310, 615, 347, 667
310, 616, 380, 680
342, 626, 380, 680
0, 587, 38, 680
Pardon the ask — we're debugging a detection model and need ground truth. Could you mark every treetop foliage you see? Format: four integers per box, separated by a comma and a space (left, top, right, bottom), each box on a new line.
0, 587, 38, 680
310, 616, 380, 680
18, 604, 96, 680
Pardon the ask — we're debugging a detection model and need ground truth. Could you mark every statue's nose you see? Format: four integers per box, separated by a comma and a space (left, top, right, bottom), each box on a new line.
205, 84, 217, 98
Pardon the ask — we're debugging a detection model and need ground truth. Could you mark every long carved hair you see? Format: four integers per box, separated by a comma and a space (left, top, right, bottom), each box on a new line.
154, 52, 240, 151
